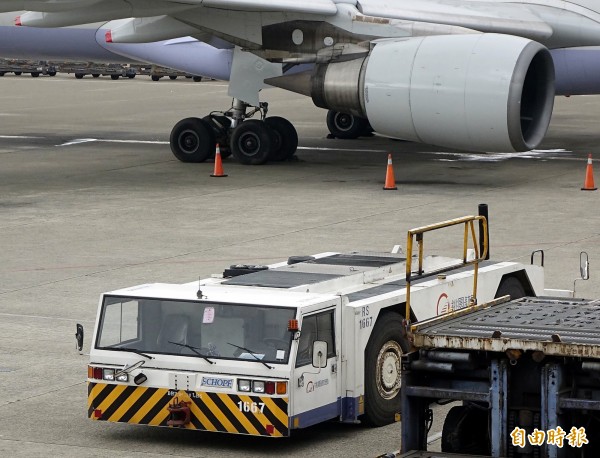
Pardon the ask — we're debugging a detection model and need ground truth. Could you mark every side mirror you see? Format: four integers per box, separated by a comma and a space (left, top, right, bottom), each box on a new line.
312, 340, 328, 368
580, 252, 590, 280
75, 323, 84, 352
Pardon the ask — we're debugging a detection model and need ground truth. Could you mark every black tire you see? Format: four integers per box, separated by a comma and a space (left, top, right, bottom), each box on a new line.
495, 276, 526, 300
127, 74, 135, 79
326, 110, 367, 139
231, 120, 272, 165
92, 74, 100, 78
363, 312, 404, 426
75, 73, 84, 79
264, 116, 298, 161
193, 76, 202, 82
170, 117, 215, 163
111, 74, 119, 80
442, 406, 489, 454
14, 71, 22, 76
31, 72, 39, 78
48, 71, 57, 77
0, 72, 4, 77
151, 75, 160, 81
169, 75, 177, 80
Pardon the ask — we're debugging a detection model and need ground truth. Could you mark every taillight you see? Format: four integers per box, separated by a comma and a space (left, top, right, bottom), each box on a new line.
92, 367, 103, 380
265, 381, 275, 395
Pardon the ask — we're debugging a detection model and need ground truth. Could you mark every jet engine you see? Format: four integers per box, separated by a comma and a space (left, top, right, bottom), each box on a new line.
271, 34, 555, 152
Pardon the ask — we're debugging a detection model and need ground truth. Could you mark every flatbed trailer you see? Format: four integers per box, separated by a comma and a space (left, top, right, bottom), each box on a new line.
400, 296, 600, 457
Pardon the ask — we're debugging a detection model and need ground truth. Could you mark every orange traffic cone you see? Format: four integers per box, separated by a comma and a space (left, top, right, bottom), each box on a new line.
210, 144, 228, 177
383, 153, 397, 190
581, 153, 597, 191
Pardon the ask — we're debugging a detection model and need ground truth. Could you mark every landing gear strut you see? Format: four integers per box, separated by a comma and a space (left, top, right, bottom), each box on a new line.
169, 98, 298, 165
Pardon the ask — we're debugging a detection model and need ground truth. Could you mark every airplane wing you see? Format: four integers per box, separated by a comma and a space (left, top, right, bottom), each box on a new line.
358, 0, 553, 39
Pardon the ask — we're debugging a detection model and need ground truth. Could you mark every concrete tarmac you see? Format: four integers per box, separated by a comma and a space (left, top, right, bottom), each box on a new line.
1, 74, 599, 457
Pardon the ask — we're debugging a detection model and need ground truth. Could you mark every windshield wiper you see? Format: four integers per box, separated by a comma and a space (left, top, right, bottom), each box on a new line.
168, 341, 215, 364
227, 342, 273, 369
121, 348, 154, 359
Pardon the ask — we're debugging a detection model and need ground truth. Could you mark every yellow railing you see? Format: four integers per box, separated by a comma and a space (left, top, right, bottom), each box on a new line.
405, 215, 488, 320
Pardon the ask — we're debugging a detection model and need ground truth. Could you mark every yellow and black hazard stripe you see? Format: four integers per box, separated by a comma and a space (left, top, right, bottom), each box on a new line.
88, 382, 289, 436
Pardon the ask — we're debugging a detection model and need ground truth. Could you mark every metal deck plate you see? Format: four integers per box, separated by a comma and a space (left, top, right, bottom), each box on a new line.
412, 297, 600, 358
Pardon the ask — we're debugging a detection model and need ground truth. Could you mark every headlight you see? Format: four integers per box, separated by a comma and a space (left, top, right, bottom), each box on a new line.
116, 373, 128, 382
102, 368, 115, 381
253, 381, 265, 393
238, 379, 251, 392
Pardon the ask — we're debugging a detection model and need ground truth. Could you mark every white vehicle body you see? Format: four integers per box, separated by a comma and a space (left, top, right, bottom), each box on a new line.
88, 247, 544, 436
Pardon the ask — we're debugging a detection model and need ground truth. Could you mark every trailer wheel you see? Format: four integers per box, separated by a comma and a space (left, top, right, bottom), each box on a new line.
111, 75, 119, 80
442, 405, 489, 454
31, 72, 39, 77
75, 73, 84, 79
14, 71, 22, 76
363, 312, 404, 426
92, 74, 100, 78
495, 276, 526, 300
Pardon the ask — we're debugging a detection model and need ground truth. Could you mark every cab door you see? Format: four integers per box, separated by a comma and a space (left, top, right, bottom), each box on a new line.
290, 301, 342, 429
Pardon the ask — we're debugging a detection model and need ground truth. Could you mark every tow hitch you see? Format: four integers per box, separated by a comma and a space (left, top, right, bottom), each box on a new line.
167, 398, 191, 427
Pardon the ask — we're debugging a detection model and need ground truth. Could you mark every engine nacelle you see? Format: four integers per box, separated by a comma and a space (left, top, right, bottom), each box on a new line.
311, 34, 555, 152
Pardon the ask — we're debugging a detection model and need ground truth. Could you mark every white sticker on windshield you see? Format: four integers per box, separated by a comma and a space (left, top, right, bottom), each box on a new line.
203, 307, 215, 324
276, 350, 285, 360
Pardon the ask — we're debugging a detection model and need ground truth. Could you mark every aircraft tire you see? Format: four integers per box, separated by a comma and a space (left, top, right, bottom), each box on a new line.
265, 116, 298, 161
170, 117, 215, 163
326, 110, 367, 139
231, 120, 272, 165
363, 311, 404, 426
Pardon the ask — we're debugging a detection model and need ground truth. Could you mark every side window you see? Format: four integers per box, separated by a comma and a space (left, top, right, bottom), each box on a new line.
295, 310, 336, 367
98, 300, 139, 347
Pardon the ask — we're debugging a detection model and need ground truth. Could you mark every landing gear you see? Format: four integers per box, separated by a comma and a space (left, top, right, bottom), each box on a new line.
326, 110, 373, 139
168, 98, 298, 165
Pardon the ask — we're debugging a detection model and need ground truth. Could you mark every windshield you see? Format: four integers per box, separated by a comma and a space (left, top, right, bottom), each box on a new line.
96, 296, 296, 364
